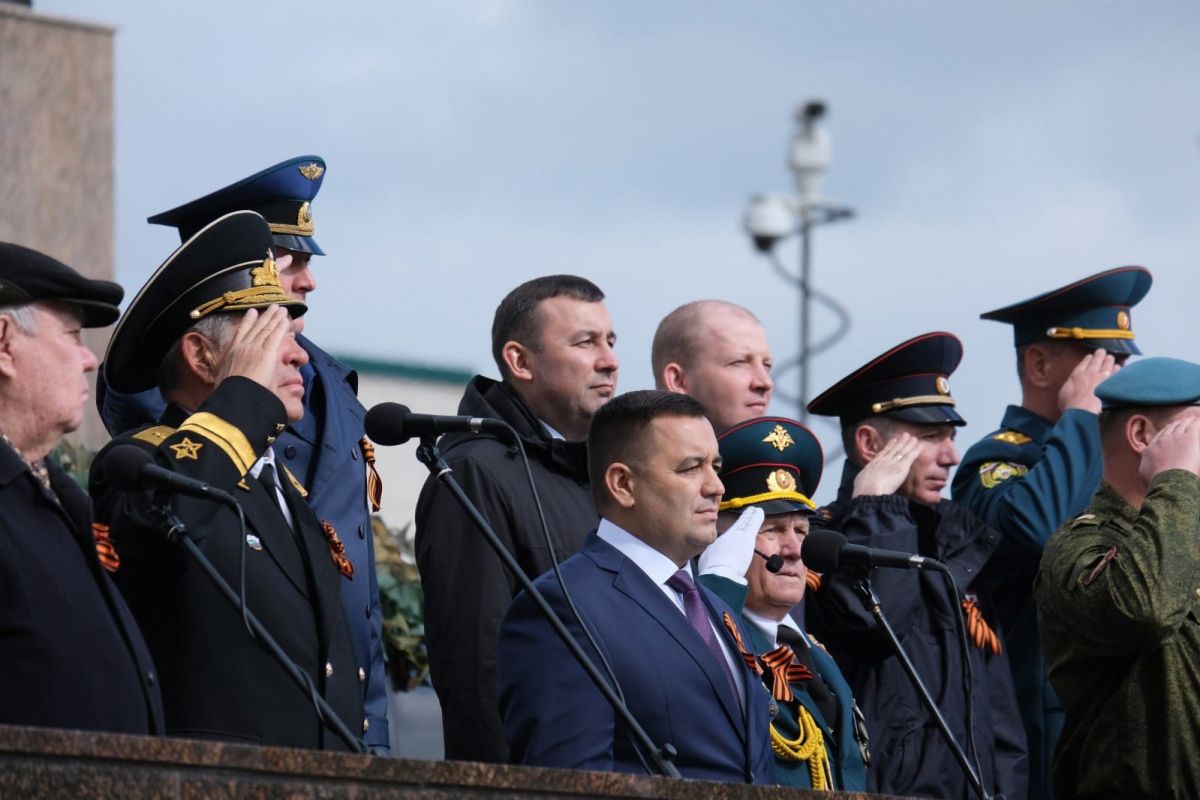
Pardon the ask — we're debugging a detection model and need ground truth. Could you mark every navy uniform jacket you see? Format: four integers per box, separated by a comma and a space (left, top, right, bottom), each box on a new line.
953, 405, 1101, 800
699, 573, 869, 791
90, 378, 364, 750
96, 334, 389, 751
498, 533, 774, 784
0, 441, 164, 736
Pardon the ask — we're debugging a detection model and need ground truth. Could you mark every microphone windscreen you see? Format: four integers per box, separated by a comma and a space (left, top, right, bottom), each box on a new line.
364, 402, 413, 446
801, 529, 848, 573
103, 444, 155, 491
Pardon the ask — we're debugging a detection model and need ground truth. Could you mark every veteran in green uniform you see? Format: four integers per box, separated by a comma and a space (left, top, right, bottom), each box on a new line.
697, 417, 869, 792
1035, 356, 1200, 800
953, 266, 1151, 800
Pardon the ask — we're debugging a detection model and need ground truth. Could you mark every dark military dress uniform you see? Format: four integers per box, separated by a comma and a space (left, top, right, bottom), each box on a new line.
700, 416, 869, 792
90, 211, 364, 749
954, 266, 1151, 800
1035, 356, 1200, 800
95, 157, 390, 749
805, 333, 1028, 800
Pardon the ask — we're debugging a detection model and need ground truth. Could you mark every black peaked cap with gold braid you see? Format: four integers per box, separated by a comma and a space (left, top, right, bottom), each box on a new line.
718, 417, 823, 515
807, 331, 966, 428
103, 210, 306, 394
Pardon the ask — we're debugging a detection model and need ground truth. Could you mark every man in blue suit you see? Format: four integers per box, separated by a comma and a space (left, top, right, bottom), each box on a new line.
497, 390, 773, 783
95, 156, 390, 752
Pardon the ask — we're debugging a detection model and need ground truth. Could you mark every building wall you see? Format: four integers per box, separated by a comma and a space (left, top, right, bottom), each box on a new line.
0, 4, 115, 449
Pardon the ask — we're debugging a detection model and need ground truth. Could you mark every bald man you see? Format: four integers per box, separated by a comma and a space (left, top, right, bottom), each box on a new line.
652, 300, 774, 433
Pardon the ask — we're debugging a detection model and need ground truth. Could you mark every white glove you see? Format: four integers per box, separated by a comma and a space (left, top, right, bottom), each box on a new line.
698, 506, 764, 583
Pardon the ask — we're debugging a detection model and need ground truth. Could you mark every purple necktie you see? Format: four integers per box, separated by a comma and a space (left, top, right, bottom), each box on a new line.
666, 569, 742, 713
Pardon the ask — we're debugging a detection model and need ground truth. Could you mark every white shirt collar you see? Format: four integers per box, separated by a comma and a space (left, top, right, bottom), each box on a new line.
249, 447, 277, 480
595, 517, 686, 587
540, 419, 565, 441
741, 606, 803, 647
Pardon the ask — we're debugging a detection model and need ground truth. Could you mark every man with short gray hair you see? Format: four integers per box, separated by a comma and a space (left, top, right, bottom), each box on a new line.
0, 241, 163, 735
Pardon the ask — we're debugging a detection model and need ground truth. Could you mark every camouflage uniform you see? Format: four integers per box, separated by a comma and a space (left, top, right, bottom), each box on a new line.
1035, 472, 1200, 800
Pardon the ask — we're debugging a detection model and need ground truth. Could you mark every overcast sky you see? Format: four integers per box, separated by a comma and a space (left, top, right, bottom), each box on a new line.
39, 0, 1200, 501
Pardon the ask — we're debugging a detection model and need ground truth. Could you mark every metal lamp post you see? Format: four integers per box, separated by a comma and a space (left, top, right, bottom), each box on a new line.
743, 100, 855, 423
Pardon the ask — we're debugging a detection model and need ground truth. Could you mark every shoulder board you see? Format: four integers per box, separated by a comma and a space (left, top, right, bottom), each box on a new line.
282, 465, 309, 498
132, 425, 176, 446
992, 430, 1033, 445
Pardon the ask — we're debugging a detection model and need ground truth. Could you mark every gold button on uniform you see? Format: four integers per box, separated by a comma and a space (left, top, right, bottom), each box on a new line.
325, 662, 333, 678
358, 667, 366, 682
363, 718, 370, 733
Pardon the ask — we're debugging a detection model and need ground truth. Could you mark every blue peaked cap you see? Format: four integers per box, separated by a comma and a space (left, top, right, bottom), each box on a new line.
147, 156, 327, 256
1096, 357, 1200, 409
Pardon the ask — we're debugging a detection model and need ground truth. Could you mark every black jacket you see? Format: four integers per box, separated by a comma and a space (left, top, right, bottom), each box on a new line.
90, 378, 363, 750
0, 439, 163, 735
415, 376, 597, 762
805, 461, 1028, 800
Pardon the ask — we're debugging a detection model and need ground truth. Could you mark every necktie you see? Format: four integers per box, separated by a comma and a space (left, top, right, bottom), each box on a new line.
666, 569, 742, 712
257, 462, 285, 513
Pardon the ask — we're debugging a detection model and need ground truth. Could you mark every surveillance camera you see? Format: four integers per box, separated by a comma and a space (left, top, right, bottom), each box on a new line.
743, 194, 796, 252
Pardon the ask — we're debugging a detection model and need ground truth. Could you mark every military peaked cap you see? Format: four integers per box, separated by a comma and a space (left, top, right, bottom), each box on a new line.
717, 417, 822, 515
1096, 356, 1200, 409
104, 210, 306, 393
980, 266, 1151, 354
808, 332, 966, 427
148, 156, 328, 256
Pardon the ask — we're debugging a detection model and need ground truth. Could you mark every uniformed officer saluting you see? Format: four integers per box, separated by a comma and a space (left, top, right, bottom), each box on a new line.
96, 156, 389, 751
952, 266, 1151, 800
1036, 357, 1200, 799
89, 211, 363, 750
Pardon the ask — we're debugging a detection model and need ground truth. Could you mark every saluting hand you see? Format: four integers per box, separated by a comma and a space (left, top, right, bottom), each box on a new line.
212, 305, 291, 391
1059, 348, 1119, 415
1139, 414, 1200, 483
853, 432, 921, 498
698, 506, 764, 580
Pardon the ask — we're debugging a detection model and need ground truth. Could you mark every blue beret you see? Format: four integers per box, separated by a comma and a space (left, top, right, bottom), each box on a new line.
1096, 357, 1200, 409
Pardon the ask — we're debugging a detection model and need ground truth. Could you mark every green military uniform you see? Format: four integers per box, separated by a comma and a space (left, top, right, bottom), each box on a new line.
1035, 356, 1200, 800
701, 417, 869, 792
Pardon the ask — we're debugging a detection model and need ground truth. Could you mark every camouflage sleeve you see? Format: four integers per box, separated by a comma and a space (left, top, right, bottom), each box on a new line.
1038, 470, 1200, 657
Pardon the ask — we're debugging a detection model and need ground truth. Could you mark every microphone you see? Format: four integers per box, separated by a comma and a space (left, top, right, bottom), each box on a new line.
364, 402, 509, 446
754, 549, 784, 574
103, 444, 239, 508
801, 529, 943, 573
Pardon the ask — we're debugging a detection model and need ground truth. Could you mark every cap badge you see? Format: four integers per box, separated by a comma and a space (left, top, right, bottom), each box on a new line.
298, 163, 325, 181
763, 424, 795, 452
936, 376, 950, 395
1117, 310, 1130, 330
251, 254, 281, 288
298, 201, 313, 225
766, 469, 797, 493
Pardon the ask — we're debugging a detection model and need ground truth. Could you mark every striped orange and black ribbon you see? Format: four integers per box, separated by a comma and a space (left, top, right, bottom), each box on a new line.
962, 594, 1001, 656
760, 644, 815, 703
805, 571, 822, 593
722, 612, 764, 675
92, 522, 120, 573
361, 436, 383, 512
321, 520, 355, 579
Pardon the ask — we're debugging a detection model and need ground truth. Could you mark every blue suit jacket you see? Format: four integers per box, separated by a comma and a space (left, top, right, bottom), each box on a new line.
498, 532, 773, 784
96, 334, 389, 750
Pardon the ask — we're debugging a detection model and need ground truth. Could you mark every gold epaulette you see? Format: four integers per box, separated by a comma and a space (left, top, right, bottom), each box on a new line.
992, 430, 1032, 445
132, 425, 176, 445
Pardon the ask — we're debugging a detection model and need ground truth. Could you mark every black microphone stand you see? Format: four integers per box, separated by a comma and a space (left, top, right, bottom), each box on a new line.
414, 436, 681, 779
851, 576, 992, 800
150, 501, 368, 755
